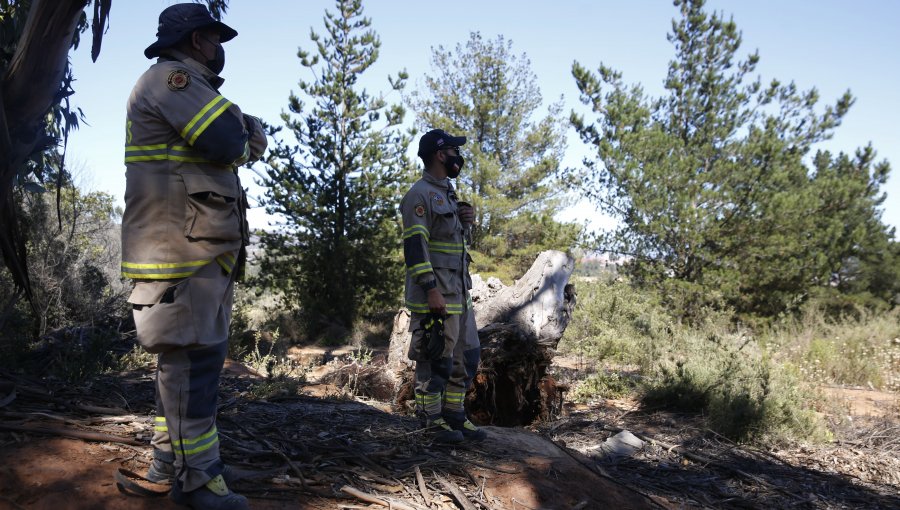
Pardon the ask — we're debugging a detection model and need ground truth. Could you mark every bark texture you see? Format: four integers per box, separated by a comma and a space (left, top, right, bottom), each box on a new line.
0, 0, 91, 302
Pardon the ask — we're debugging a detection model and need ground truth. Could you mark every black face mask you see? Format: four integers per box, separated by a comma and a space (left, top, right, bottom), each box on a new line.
200, 36, 225, 74
206, 43, 225, 74
443, 154, 464, 178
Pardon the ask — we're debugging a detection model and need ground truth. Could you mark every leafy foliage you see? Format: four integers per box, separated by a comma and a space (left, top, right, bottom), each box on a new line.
571, 0, 894, 317
0, 0, 228, 304
561, 277, 826, 443
409, 32, 581, 279
255, 0, 410, 339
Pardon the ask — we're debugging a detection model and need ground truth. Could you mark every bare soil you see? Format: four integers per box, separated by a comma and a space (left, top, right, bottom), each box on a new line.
0, 352, 898, 510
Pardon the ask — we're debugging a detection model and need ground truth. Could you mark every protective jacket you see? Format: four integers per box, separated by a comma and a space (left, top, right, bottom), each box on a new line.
121, 50, 266, 281
400, 171, 472, 315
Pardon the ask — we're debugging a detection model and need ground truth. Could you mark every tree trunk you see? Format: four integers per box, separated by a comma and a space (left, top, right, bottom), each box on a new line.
0, 0, 90, 302
386, 250, 576, 425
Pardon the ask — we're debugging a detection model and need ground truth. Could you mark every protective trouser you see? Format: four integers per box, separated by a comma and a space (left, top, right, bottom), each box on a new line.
132, 261, 234, 492
410, 306, 480, 421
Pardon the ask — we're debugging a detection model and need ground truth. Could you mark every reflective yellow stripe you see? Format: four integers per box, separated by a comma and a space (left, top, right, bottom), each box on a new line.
125, 144, 223, 165
154, 417, 167, 422
122, 271, 196, 279
407, 262, 433, 276
121, 258, 212, 280
429, 241, 464, 248
181, 95, 229, 141
125, 154, 168, 162
189, 98, 233, 144
403, 225, 430, 241
122, 260, 210, 269
168, 155, 211, 162
154, 426, 169, 432
405, 301, 464, 315
429, 240, 464, 253
177, 437, 219, 456
126, 144, 167, 151
445, 391, 465, 401
215, 253, 236, 274
173, 427, 217, 447
429, 247, 464, 254
125, 144, 168, 163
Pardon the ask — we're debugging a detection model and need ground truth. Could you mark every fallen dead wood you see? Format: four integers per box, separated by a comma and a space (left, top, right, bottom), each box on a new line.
631, 430, 810, 504
414, 465, 431, 506
436, 473, 478, 510
387, 250, 576, 426
340, 485, 427, 510
0, 422, 143, 445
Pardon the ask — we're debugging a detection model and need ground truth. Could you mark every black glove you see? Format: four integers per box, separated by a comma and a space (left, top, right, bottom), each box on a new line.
423, 313, 445, 360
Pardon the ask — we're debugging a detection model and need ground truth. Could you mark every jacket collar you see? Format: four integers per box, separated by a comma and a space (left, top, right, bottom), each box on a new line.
158, 49, 225, 90
422, 170, 451, 190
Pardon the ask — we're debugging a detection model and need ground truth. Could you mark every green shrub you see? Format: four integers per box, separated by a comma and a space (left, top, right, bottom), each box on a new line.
559, 275, 674, 369
763, 304, 900, 391
571, 372, 635, 402
564, 278, 828, 443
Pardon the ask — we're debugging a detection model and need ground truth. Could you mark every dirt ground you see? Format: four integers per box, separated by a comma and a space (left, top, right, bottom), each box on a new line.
1, 352, 898, 510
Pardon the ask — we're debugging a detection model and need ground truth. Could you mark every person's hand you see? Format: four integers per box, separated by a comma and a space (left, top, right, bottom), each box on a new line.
457, 204, 475, 225
427, 287, 446, 317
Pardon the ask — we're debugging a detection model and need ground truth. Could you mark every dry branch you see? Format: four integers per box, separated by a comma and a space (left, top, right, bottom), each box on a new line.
436, 474, 478, 510
0, 422, 142, 445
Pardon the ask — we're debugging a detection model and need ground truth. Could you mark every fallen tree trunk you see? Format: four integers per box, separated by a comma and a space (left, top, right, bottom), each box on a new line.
387, 250, 576, 425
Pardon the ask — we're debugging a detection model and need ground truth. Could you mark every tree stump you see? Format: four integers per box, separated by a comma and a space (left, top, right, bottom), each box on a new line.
387, 250, 576, 425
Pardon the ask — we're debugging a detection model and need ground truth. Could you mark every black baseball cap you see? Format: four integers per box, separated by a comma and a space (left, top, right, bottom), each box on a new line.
417, 129, 466, 158
144, 3, 237, 59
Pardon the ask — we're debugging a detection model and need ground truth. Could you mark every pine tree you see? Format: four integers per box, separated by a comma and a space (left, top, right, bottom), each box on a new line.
256, 0, 409, 336
571, 0, 893, 316
409, 32, 580, 280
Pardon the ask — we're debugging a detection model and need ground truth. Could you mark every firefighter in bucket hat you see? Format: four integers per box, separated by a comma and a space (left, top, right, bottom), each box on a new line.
120, 3, 266, 508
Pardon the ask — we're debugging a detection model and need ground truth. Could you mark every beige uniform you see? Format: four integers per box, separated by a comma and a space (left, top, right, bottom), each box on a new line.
400, 171, 480, 422
122, 50, 266, 493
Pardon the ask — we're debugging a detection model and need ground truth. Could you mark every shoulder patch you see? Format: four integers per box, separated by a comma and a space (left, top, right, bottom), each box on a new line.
167, 70, 191, 91
415, 204, 426, 217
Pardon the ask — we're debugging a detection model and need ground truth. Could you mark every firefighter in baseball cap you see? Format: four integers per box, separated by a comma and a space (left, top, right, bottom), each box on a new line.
400, 129, 486, 443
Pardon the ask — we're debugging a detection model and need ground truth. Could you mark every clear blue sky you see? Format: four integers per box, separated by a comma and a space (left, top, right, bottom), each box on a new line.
67, 0, 900, 234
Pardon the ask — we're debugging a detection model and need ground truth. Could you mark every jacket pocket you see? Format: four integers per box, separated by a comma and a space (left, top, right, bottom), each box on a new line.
430, 203, 459, 239
182, 172, 242, 241
434, 267, 462, 295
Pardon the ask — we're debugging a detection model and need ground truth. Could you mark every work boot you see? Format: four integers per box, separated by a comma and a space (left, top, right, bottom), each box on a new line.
145, 449, 175, 484
146, 449, 238, 485
444, 415, 487, 441
425, 417, 464, 443
170, 474, 249, 510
